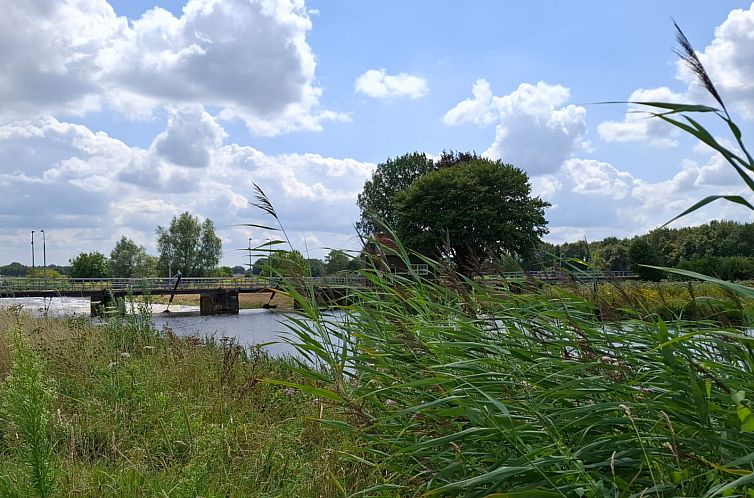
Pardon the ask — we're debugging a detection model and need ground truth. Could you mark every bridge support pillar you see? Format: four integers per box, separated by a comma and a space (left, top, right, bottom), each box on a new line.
90, 293, 124, 317
200, 290, 239, 316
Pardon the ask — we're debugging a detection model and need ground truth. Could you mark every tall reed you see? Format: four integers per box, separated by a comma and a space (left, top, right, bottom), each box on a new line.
0, 321, 57, 497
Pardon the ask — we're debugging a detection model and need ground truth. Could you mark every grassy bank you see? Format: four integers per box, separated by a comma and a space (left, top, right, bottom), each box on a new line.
0, 307, 365, 497
3, 265, 754, 496
553, 280, 754, 326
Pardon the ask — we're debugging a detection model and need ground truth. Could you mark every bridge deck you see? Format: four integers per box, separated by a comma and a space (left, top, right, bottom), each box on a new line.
0, 276, 361, 298
0, 271, 639, 299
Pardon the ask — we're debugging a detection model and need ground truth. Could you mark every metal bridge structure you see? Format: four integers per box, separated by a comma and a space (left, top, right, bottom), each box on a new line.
0, 276, 359, 316
0, 271, 638, 316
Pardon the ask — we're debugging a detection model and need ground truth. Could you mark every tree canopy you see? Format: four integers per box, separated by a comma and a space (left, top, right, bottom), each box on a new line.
393, 157, 549, 271
356, 152, 434, 235
70, 252, 109, 278
156, 212, 222, 277
109, 236, 153, 278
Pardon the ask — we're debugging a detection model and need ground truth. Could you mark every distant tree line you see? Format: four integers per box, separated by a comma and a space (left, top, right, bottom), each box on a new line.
250, 249, 363, 278
2, 211, 364, 279
523, 220, 754, 281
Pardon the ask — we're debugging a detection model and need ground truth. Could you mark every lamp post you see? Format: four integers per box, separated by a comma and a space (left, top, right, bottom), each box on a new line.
40, 230, 46, 288
30, 230, 35, 271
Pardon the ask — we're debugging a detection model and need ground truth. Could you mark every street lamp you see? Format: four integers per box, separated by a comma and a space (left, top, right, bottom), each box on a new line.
30, 231, 35, 271
40, 230, 46, 287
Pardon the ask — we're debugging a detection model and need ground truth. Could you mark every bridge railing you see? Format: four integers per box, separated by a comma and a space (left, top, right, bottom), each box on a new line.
0, 275, 369, 294
495, 270, 638, 280
0, 271, 639, 295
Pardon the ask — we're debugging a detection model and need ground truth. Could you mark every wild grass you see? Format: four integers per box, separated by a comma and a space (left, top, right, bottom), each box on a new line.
555, 280, 754, 326
280, 252, 754, 497
0, 307, 367, 496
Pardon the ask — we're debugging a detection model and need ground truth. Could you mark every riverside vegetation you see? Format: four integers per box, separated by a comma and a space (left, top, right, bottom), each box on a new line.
0, 305, 365, 496
3, 25, 754, 498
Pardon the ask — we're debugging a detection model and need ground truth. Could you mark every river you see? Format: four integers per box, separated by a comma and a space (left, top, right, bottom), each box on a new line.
0, 297, 301, 356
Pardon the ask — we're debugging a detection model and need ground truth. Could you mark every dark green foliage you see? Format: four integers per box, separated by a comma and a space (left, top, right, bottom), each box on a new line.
69, 251, 109, 278
109, 236, 153, 278
155, 212, 222, 277
305, 258, 325, 277
324, 249, 351, 275
532, 221, 754, 280
253, 250, 307, 277
212, 266, 233, 277
0, 262, 28, 277
356, 152, 434, 235
395, 158, 549, 271
628, 237, 664, 281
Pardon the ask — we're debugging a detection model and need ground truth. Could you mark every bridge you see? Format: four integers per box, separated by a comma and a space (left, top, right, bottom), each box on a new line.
0, 270, 638, 316
0, 276, 360, 316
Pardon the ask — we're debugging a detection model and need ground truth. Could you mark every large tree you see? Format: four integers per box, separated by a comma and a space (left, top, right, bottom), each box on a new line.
356, 152, 434, 235
156, 212, 222, 277
70, 252, 109, 278
394, 157, 549, 272
109, 236, 152, 278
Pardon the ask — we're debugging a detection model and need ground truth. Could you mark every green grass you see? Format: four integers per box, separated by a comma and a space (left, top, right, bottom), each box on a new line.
3, 260, 754, 496
0, 307, 367, 497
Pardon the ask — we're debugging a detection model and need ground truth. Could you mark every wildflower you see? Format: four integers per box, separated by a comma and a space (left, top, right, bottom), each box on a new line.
283, 388, 296, 396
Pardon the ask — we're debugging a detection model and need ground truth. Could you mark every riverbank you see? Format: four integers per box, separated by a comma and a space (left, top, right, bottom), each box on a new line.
0, 308, 366, 496
2, 270, 754, 496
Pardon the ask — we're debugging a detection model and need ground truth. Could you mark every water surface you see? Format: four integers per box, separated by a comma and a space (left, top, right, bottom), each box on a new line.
0, 297, 300, 356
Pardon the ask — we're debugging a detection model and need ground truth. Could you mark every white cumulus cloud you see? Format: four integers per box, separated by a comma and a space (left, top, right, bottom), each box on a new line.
0, 114, 374, 264
0, 0, 345, 135
597, 87, 685, 146
355, 69, 429, 99
683, 2, 754, 118
445, 80, 587, 175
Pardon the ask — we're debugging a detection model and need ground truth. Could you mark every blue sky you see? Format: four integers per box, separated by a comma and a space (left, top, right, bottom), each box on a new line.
1, 0, 754, 267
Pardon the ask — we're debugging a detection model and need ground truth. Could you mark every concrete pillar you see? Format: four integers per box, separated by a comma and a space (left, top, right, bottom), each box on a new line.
199, 290, 239, 316
90, 293, 125, 317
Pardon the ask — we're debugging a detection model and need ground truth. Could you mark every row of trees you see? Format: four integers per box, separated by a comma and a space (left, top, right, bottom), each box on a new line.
356, 151, 753, 281
67, 212, 222, 278
4, 212, 363, 279
251, 249, 362, 278
527, 220, 754, 281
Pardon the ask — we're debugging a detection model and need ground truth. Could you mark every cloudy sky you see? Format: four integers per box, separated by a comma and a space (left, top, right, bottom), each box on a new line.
2, 0, 754, 267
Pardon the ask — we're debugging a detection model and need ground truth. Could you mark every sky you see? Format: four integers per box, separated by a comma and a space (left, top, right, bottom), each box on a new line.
2, 0, 754, 268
